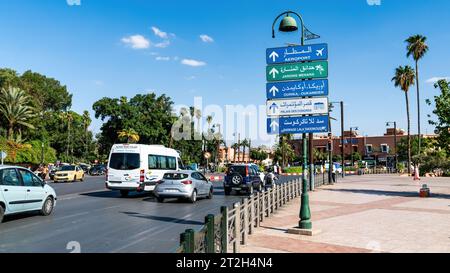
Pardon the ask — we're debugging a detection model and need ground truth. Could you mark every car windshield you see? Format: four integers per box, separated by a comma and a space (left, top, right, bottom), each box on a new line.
163, 173, 189, 180
60, 166, 76, 171
109, 153, 140, 170
228, 166, 246, 176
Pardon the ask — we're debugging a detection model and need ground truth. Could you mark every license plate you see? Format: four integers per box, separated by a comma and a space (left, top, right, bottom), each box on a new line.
232, 188, 242, 191
164, 189, 178, 193
144, 185, 155, 191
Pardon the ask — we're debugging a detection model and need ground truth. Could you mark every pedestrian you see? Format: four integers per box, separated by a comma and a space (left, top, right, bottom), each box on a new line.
42, 165, 49, 180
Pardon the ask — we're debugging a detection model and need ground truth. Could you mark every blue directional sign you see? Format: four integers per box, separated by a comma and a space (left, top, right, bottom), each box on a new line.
266, 43, 328, 65
267, 115, 329, 135
266, 79, 329, 100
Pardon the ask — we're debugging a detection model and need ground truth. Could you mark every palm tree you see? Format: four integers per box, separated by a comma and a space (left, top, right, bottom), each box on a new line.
0, 86, 36, 140
82, 110, 91, 161
118, 128, 140, 144
206, 115, 213, 134
194, 109, 202, 133
231, 143, 239, 162
241, 139, 250, 163
392, 65, 416, 175
406, 35, 429, 155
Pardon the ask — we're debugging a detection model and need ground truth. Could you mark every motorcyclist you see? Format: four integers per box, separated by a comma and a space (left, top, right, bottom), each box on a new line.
264, 167, 278, 188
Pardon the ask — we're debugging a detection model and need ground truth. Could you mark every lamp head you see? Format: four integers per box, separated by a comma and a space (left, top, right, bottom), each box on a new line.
279, 14, 298, 32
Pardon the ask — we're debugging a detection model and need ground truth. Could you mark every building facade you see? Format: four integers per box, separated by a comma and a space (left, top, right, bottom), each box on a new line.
290, 128, 434, 167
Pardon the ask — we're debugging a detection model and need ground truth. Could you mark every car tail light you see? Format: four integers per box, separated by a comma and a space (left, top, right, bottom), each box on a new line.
182, 180, 193, 185
246, 166, 249, 177
140, 169, 145, 183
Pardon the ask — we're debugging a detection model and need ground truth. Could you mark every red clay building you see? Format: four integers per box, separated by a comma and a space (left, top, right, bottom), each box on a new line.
290, 128, 435, 167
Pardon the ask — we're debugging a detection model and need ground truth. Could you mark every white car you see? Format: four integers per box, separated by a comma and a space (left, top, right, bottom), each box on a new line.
106, 144, 184, 197
0, 166, 57, 223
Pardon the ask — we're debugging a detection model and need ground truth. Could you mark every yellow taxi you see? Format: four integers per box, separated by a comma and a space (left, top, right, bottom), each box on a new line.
54, 165, 85, 183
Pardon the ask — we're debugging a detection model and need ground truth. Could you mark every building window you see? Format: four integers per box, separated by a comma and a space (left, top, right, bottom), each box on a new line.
381, 144, 390, 153
365, 145, 373, 154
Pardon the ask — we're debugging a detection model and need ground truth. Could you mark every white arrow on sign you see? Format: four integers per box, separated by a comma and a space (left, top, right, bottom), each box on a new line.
269, 51, 279, 62
270, 120, 279, 132
269, 86, 279, 96
269, 68, 279, 79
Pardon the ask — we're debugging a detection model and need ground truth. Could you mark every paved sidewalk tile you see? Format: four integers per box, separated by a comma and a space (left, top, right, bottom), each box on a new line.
240, 175, 450, 253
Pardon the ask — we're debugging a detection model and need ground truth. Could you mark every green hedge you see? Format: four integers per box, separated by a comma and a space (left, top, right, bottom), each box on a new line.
0, 138, 57, 164
283, 167, 303, 174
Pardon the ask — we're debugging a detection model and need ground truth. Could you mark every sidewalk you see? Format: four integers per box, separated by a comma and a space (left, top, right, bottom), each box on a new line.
241, 175, 450, 253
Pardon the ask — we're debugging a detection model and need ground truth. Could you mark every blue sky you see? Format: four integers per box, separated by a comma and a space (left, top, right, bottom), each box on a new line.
1, 0, 449, 145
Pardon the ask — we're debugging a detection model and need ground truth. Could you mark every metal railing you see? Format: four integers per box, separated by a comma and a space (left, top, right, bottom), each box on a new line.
176, 175, 331, 253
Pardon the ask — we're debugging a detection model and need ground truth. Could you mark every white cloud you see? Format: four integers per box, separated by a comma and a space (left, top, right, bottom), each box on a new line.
151, 26, 168, 39
181, 59, 207, 67
426, 77, 450, 84
121, 35, 150, 49
94, 80, 104, 86
185, 76, 196, 80
154, 40, 170, 48
155, 56, 171, 61
200, 34, 214, 43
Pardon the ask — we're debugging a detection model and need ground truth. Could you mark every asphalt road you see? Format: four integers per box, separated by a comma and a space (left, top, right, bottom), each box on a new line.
0, 175, 299, 253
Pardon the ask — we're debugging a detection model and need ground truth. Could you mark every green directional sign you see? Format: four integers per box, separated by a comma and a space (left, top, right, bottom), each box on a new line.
266, 61, 328, 82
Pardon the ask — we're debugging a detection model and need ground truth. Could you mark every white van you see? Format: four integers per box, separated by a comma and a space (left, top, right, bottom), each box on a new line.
106, 144, 184, 196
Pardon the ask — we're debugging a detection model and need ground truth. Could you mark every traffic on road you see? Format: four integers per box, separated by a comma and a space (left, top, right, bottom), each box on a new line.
0, 149, 298, 253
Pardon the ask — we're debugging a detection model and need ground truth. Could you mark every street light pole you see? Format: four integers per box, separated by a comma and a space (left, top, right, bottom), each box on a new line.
386, 122, 398, 172
272, 11, 315, 230
340, 101, 345, 178
349, 127, 359, 167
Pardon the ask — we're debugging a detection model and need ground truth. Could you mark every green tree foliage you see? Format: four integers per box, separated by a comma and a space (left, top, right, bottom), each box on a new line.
427, 80, 450, 155
19, 71, 72, 112
0, 86, 36, 140
0, 68, 94, 163
397, 136, 433, 162
93, 93, 175, 156
250, 148, 268, 162
0, 137, 57, 164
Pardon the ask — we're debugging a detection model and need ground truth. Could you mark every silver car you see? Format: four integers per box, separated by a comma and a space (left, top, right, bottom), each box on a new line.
154, 171, 213, 203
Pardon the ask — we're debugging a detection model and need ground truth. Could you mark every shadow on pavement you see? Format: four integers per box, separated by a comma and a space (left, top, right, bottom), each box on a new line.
324, 188, 450, 199
121, 211, 203, 225
2, 211, 42, 223
80, 191, 149, 199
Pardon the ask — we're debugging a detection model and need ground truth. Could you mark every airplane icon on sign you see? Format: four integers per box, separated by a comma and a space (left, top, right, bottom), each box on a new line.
316, 48, 325, 57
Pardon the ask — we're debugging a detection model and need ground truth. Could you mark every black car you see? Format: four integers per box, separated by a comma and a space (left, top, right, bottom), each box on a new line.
49, 167, 61, 180
223, 164, 264, 196
89, 165, 106, 176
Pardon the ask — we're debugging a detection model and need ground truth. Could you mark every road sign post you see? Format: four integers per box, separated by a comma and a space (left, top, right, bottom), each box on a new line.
269, 11, 327, 234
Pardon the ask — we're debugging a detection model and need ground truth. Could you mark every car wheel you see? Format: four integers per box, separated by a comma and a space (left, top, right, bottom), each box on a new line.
157, 197, 165, 203
248, 185, 254, 195
257, 183, 263, 192
230, 173, 243, 186
80, 175, 84, 182
0, 205, 4, 223
189, 190, 197, 203
41, 197, 54, 216
207, 188, 213, 199
120, 190, 129, 197
224, 187, 232, 196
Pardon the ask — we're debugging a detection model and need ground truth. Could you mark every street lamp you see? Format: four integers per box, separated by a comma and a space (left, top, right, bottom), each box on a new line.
330, 101, 345, 178
272, 11, 319, 231
386, 122, 398, 172
349, 127, 359, 167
